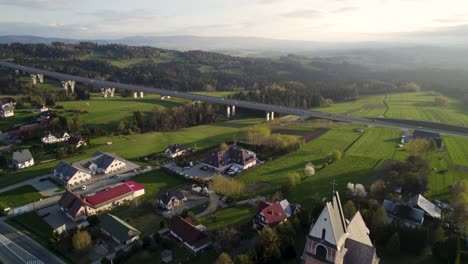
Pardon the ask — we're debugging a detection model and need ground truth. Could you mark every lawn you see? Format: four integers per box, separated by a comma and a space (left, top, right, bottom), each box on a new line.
57, 94, 181, 131
240, 124, 363, 191
6, 211, 53, 244
316, 92, 468, 126
346, 127, 402, 160
0, 185, 45, 209
132, 169, 185, 200
197, 205, 257, 230
0, 118, 262, 189
443, 136, 468, 166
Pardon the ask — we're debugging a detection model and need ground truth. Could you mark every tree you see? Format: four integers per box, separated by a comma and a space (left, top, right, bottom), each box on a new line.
405, 138, 435, 157
370, 179, 386, 200
216, 252, 234, 264
212, 173, 246, 198
219, 142, 229, 150
328, 150, 342, 162
347, 182, 367, 199
72, 230, 92, 252
258, 226, 281, 262
282, 172, 300, 194
304, 162, 315, 176
434, 95, 449, 106
385, 233, 400, 256
235, 254, 254, 264
343, 200, 357, 219
450, 180, 468, 234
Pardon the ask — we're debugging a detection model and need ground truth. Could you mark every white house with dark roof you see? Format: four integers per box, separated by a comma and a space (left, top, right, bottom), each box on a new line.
0, 102, 15, 118
53, 161, 92, 188
12, 149, 34, 169
302, 191, 379, 264
41, 131, 70, 144
164, 144, 187, 158
203, 145, 256, 172
76, 151, 126, 175
157, 189, 187, 210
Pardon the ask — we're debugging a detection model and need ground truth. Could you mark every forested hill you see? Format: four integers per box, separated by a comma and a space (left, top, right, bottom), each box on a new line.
0, 42, 467, 106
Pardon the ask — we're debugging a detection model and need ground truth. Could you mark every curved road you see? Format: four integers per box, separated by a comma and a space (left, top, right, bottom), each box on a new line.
2, 61, 468, 137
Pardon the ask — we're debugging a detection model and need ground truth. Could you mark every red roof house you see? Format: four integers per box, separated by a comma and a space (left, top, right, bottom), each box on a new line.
253, 199, 294, 229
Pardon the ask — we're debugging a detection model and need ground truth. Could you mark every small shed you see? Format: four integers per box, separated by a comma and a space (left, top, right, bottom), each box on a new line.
100, 213, 140, 245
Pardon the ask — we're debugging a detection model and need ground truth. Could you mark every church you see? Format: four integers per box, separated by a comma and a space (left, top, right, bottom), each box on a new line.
301, 191, 379, 264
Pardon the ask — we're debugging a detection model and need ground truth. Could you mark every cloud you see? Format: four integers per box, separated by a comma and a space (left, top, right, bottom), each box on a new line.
281, 9, 322, 18
256, 0, 283, 4
79, 8, 158, 23
0, 0, 67, 10
332, 6, 359, 13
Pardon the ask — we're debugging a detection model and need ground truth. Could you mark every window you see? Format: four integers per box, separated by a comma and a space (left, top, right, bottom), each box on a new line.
316, 245, 327, 260
322, 229, 326, 240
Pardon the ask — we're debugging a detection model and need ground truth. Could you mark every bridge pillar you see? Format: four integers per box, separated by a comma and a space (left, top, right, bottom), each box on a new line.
31, 74, 37, 85
139, 92, 144, 98
61, 81, 75, 93
133, 92, 138, 98
231, 106, 236, 116
266, 112, 270, 121
271, 112, 274, 120
37, 74, 44, 83
227, 106, 231, 118
69, 81, 75, 93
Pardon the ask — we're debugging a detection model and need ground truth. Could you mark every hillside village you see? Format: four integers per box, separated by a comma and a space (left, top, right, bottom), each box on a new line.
0, 48, 467, 264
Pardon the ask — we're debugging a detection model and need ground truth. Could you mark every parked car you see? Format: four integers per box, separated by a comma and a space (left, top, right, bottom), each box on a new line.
81, 185, 87, 191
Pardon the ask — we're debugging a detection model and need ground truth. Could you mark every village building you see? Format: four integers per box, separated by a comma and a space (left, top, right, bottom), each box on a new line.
253, 199, 296, 229
57, 180, 145, 221
157, 189, 187, 210
41, 131, 70, 144
408, 194, 442, 220
382, 199, 425, 228
301, 191, 379, 264
202, 145, 257, 172
34, 104, 49, 113
68, 134, 87, 148
169, 216, 211, 253
164, 144, 187, 158
412, 130, 444, 148
12, 149, 34, 169
0, 102, 15, 118
100, 213, 141, 245
53, 161, 92, 188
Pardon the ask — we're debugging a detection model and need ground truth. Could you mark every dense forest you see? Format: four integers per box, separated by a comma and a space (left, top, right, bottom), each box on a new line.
1, 42, 467, 103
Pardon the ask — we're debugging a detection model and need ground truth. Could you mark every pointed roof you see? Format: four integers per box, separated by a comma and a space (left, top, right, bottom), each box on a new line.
408, 194, 441, 219
100, 213, 140, 243
328, 191, 347, 245
347, 212, 372, 247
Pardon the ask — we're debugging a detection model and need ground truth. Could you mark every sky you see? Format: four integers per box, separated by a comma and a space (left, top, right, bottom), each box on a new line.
0, 0, 467, 43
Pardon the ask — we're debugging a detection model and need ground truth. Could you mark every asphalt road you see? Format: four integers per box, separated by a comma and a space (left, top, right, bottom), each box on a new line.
0, 222, 64, 264
2, 61, 468, 137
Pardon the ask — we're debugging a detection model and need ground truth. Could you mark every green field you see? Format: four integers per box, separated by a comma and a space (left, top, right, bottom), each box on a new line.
57, 94, 182, 130
316, 92, 468, 126
132, 170, 185, 200
6, 211, 53, 243
443, 136, 468, 166
0, 118, 262, 189
346, 127, 402, 160
0, 185, 45, 209
198, 205, 257, 230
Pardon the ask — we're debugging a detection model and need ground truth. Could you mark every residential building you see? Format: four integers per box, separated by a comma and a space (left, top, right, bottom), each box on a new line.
75, 151, 126, 175
203, 145, 256, 172
169, 216, 211, 253
34, 104, 49, 113
12, 149, 34, 169
0, 102, 15, 118
408, 194, 442, 220
413, 130, 444, 148
164, 144, 187, 158
301, 191, 379, 264
253, 199, 296, 229
41, 131, 70, 144
157, 189, 187, 210
53, 161, 92, 188
68, 134, 86, 148
58, 180, 145, 221
100, 213, 141, 245
382, 199, 425, 228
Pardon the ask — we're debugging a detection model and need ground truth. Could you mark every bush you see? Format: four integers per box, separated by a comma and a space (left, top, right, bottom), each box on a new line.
304, 162, 315, 176
72, 230, 92, 252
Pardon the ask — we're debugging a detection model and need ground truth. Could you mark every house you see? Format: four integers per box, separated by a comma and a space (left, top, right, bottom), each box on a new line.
68, 134, 87, 148
41, 131, 70, 144
157, 189, 187, 210
34, 104, 49, 113
12, 149, 34, 169
301, 191, 379, 264
165, 144, 187, 158
203, 145, 256, 172
58, 180, 145, 220
382, 199, 425, 228
169, 216, 211, 253
100, 213, 141, 245
0, 102, 15, 118
413, 130, 444, 148
76, 151, 127, 175
161, 249, 173, 263
408, 194, 441, 220
53, 161, 92, 188
253, 199, 296, 229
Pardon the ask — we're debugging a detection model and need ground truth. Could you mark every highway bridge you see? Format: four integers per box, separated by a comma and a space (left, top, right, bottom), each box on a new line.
2, 60, 468, 137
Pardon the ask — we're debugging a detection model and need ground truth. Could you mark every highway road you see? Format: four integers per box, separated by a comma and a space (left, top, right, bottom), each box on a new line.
2, 60, 468, 137
0, 222, 64, 264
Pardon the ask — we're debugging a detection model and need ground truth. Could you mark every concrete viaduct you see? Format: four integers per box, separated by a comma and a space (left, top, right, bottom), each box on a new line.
2, 60, 468, 137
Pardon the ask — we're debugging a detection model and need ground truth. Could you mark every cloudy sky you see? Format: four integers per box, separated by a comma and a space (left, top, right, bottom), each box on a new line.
0, 0, 467, 43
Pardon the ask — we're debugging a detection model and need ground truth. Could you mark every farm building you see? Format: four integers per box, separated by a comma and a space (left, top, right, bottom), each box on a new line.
41, 131, 70, 144
164, 144, 187, 158
408, 194, 442, 220
100, 213, 141, 245
413, 130, 444, 148
382, 199, 425, 228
